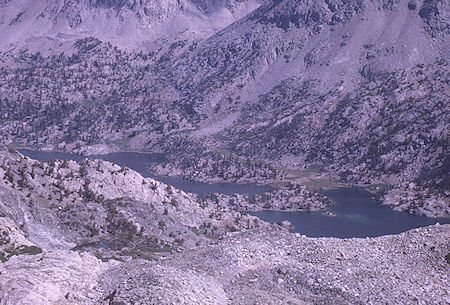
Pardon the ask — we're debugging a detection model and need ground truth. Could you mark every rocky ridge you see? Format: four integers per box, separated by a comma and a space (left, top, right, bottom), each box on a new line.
0, 148, 448, 304
0, 149, 271, 261
0, 0, 261, 52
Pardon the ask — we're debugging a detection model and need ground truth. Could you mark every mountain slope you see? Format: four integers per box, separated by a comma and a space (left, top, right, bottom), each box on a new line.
0, 148, 270, 258
0, 0, 448, 217
0, 0, 261, 52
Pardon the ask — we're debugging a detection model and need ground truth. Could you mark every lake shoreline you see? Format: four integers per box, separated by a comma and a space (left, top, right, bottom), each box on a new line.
16, 148, 449, 220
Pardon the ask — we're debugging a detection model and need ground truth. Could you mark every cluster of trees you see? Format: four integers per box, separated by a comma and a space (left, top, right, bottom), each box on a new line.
227, 60, 449, 194
0, 37, 196, 147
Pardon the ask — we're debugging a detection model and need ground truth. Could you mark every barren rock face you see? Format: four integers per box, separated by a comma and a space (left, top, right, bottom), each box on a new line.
0, 250, 113, 304
4, 222, 447, 304
418, 0, 449, 37
0, 0, 259, 53
0, 149, 268, 256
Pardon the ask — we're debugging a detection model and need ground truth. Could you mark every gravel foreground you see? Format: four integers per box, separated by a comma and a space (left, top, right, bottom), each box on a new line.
1, 224, 448, 304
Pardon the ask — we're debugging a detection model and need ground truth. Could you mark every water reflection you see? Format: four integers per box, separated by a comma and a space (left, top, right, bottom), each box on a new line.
252, 188, 449, 238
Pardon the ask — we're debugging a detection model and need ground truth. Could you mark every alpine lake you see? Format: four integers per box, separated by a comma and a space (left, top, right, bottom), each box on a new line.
19, 149, 449, 238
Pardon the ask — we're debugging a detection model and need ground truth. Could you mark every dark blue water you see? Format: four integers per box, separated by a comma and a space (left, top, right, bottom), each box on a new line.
252, 187, 449, 238
19, 149, 449, 237
18, 149, 271, 195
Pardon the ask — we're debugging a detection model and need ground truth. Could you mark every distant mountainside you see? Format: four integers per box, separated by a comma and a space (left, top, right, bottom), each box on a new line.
0, 0, 261, 52
0, 0, 448, 216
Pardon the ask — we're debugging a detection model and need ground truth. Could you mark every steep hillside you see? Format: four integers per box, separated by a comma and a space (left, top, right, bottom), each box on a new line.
0, 0, 448, 217
0, 0, 260, 52
225, 60, 449, 217
0, 148, 271, 260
